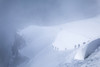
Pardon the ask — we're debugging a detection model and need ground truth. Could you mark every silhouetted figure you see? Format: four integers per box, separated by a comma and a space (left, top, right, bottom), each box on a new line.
55, 47, 57, 50
78, 44, 80, 48
65, 48, 67, 50
74, 45, 77, 48
57, 48, 59, 51
83, 42, 86, 44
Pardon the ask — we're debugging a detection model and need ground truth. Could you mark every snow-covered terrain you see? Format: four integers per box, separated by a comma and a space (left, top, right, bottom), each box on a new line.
17, 15, 100, 67
53, 15, 100, 50
1, 0, 100, 67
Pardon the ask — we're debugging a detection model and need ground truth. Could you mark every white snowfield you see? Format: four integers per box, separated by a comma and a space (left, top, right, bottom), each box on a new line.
19, 15, 100, 67
53, 15, 100, 60
53, 15, 100, 50
52, 30, 88, 50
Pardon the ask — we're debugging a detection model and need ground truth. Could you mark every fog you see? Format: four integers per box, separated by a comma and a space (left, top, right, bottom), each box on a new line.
1, 0, 100, 26
0, 0, 100, 67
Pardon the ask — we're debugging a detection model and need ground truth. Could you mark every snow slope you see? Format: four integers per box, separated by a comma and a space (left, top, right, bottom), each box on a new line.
55, 15, 100, 67
53, 30, 88, 50
18, 15, 100, 67
19, 25, 60, 59
19, 45, 69, 67
81, 46, 100, 67
53, 15, 100, 51
63, 46, 100, 67
75, 38, 100, 60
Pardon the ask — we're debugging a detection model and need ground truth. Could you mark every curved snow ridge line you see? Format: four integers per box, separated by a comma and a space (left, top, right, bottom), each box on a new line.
74, 38, 100, 60
81, 47, 100, 67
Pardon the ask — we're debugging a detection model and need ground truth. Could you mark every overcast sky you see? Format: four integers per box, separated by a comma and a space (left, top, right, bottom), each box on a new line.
0, 0, 99, 27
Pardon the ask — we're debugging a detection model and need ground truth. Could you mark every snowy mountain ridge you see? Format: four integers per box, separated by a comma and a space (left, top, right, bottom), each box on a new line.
18, 15, 100, 67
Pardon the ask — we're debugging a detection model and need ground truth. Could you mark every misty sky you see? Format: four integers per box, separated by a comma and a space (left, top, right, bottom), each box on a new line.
0, 0, 100, 27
